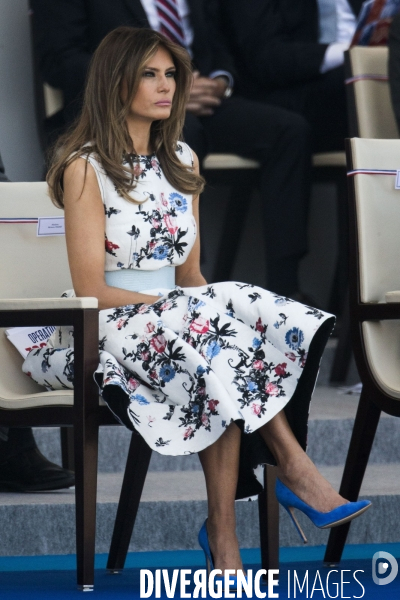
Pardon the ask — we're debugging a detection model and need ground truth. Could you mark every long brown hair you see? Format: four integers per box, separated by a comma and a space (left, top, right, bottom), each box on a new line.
47, 27, 205, 208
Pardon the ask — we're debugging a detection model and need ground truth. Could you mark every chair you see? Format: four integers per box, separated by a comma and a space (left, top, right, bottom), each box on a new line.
329, 46, 399, 383
345, 46, 398, 139
0, 182, 121, 590
324, 137, 400, 564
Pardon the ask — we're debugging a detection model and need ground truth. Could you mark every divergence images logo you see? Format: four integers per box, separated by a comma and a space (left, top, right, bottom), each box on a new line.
372, 551, 398, 586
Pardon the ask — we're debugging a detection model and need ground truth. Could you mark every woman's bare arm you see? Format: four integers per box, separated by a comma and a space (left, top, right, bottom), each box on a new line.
63, 158, 160, 310
175, 151, 207, 288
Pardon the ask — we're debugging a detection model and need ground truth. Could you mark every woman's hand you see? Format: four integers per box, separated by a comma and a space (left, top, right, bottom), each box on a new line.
63, 158, 162, 310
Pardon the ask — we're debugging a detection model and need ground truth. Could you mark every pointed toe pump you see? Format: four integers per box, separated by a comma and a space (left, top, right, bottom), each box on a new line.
275, 478, 371, 543
198, 519, 247, 592
198, 519, 216, 575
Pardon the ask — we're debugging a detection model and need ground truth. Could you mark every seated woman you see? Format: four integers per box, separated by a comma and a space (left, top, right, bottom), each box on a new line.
24, 26, 370, 579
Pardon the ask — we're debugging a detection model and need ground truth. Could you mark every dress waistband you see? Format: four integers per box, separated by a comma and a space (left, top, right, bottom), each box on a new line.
105, 267, 175, 293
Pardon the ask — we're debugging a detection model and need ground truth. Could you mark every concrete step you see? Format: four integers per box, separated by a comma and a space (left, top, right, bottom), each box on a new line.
32, 386, 400, 471
1, 464, 399, 556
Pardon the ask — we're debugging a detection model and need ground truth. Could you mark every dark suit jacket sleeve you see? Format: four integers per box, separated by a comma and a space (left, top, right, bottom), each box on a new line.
31, 0, 91, 110
223, 0, 327, 90
198, 0, 237, 78
389, 14, 400, 132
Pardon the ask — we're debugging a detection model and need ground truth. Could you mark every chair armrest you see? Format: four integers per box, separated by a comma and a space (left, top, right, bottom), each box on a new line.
0, 299, 98, 328
0, 297, 100, 415
385, 291, 400, 303
358, 301, 400, 321
0, 298, 98, 310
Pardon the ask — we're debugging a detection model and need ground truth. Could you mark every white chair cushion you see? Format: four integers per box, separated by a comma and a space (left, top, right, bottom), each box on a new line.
0, 298, 98, 310
385, 291, 400, 302
0, 390, 106, 409
350, 139, 400, 399
312, 152, 346, 167
350, 138, 400, 303
203, 154, 260, 170
363, 321, 400, 399
0, 183, 73, 300
44, 83, 64, 118
348, 46, 398, 138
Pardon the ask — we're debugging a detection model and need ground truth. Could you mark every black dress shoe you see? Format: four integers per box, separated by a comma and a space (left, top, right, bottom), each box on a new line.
0, 447, 75, 492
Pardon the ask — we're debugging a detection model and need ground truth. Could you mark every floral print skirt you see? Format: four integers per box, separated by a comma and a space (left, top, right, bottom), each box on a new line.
23, 282, 334, 499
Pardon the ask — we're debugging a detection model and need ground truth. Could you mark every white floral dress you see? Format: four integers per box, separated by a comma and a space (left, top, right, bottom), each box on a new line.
23, 143, 334, 499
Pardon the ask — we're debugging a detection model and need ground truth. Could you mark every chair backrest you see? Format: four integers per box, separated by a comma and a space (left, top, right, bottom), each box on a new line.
349, 138, 400, 399
0, 182, 72, 395
44, 83, 64, 119
346, 46, 398, 138
349, 138, 400, 303
0, 182, 72, 298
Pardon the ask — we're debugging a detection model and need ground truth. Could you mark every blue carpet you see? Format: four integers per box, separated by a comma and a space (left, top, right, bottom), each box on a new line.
0, 545, 399, 599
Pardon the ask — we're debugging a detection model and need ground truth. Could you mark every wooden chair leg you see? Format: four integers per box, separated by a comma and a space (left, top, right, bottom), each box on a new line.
73, 308, 100, 591
258, 465, 279, 571
74, 418, 99, 590
328, 175, 349, 316
324, 389, 381, 565
212, 183, 252, 283
60, 426, 74, 470
107, 432, 152, 572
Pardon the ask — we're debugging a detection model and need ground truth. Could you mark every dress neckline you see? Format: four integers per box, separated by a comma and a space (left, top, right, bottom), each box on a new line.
126, 152, 156, 160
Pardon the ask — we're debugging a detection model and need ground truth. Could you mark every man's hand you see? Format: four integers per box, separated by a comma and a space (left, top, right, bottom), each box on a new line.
186, 72, 228, 116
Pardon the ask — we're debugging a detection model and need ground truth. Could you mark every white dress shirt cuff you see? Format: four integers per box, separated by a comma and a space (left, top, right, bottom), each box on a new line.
209, 70, 234, 88
320, 42, 349, 74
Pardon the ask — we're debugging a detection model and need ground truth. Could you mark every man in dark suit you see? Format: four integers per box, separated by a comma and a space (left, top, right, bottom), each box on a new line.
31, 0, 314, 299
0, 151, 75, 492
221, 0, 364, 152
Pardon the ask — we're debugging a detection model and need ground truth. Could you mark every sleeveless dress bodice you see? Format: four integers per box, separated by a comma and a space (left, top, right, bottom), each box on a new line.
86, 143, 197, 273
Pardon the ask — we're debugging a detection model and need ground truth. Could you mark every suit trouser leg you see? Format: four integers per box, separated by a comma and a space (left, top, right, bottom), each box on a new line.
0, 428, 36, 461
183, 97, 312, 295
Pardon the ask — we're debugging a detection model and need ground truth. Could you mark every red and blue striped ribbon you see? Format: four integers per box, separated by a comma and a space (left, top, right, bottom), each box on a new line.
0, 217, 39, 224
345, 74, 389, 85
347, 169, 397, 177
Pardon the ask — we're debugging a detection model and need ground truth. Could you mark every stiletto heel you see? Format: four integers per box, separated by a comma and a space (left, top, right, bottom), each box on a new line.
198, 519, 245, 592
198, 519, 215, 574
286, 506, 308, 544
276, 478, 371, 543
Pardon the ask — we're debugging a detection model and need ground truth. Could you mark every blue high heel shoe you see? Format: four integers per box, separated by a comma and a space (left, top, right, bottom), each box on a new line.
198, 519, 245, 592
198, 519, 217, 574
276, 478, 371, 543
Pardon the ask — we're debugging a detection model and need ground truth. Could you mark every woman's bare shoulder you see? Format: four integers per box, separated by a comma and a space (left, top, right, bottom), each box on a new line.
63, 157, 100, 204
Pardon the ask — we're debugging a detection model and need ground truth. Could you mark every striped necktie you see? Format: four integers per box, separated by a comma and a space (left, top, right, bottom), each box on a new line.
155, 0, 186, 47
